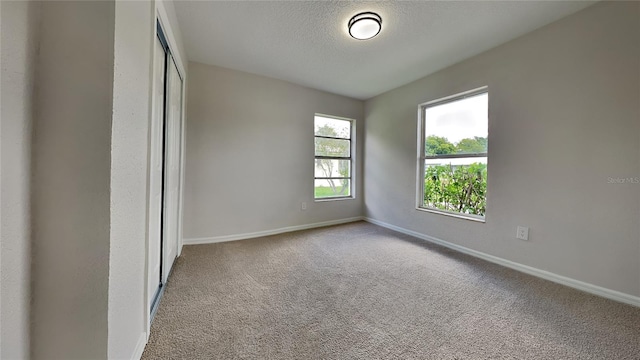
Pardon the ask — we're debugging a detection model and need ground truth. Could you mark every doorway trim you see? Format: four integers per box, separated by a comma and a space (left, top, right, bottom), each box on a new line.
144, 2, 187, 341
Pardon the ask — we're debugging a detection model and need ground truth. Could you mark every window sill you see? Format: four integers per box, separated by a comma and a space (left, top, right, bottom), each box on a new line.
315, 196, 356, 203
416, 206, 485, 223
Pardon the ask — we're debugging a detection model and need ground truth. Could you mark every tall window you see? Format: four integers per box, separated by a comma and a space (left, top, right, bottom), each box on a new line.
314, 115, 354, 200
418, 88, 488, 219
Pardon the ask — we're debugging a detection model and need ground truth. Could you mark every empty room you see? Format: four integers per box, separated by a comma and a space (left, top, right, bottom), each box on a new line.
1, 0, 639, 359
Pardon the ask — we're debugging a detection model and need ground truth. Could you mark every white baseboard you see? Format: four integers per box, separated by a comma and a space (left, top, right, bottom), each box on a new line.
364, 217, 640, 308
131, 332, 147, 360
184, 216, 365, 245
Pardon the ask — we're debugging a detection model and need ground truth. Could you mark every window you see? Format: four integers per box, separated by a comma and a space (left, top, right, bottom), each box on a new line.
417, 88, 488, 220
314, 115, 354, 200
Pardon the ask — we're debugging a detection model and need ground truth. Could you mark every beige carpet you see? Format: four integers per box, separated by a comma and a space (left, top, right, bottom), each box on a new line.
142, 221, 640, 359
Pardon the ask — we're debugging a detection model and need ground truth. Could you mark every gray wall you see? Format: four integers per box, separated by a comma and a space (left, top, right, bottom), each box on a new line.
364, 1, 640, 297
108, 1, 154, 358
184, 63, 364, 240
0, 1, 40, 358
2, 1, 188, 358
31, 1, 115, 358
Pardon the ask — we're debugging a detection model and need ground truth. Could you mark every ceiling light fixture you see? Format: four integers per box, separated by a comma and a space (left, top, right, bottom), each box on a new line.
348, 12, 382, 40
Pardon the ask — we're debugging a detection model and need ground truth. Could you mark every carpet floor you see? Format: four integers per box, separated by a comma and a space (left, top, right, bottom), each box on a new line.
142, 221, 640, 359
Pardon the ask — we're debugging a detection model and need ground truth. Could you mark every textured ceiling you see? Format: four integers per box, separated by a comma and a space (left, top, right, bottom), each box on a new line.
174, 1, 595, 100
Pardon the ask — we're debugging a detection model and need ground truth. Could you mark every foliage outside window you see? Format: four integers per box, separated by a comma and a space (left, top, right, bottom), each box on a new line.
314, 115, 354, 199
419, 89, 488, 218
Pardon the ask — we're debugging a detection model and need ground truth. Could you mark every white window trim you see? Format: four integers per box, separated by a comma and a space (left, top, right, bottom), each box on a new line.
314, 113, 356, 201
415, 86, 488, 222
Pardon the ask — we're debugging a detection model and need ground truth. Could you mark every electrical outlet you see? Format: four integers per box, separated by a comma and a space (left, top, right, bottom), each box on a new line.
301, 202, 307, 210
516, 226, 529, 240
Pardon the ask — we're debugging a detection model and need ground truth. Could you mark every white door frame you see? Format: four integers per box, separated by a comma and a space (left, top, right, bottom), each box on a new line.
161, 52, 182, 284
145, 3, 187, 339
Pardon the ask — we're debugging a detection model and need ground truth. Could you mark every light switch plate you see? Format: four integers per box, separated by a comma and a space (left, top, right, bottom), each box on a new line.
516, 226, 529, 240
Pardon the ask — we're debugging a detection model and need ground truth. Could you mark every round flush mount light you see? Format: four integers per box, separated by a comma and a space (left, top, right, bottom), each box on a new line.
348, 12, 382, 40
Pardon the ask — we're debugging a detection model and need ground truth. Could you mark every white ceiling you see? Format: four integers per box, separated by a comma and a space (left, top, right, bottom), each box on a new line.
174, 1, 595, 100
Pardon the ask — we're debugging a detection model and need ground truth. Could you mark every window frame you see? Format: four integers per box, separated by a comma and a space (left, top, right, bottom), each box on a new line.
314, 114, 356, 201
416, 86, 488, 222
